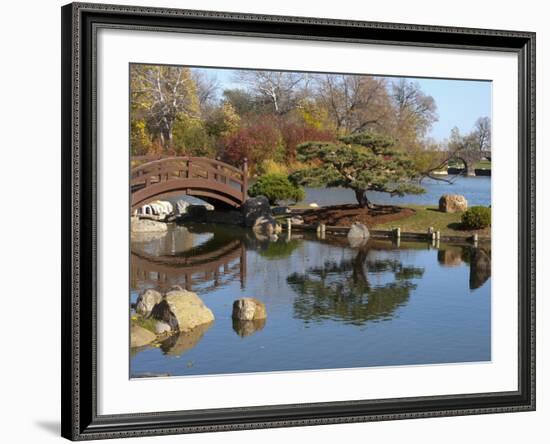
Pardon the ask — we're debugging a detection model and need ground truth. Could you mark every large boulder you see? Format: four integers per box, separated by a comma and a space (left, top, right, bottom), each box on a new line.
130, 324, 156, 348
131, 217, 168, 233
347, 222, 370, 248
242, 196, 272, 227
347, 222, 370, 239
135, 289, 163, 317
158, 288, 215, 333
176, 200, 190, 215
439, 194, 468, 213
232, 297, 267, 321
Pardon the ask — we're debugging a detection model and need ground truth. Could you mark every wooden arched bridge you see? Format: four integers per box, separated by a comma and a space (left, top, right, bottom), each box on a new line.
131, 156, 248, 211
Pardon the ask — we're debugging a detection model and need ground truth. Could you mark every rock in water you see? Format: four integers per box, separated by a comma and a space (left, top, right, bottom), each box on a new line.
242, 196, 272, 227
439, 194, 468, 213
163, 289, 215, 333
131, 218, 168, 233
252, 215, 281, 237
347, 222, 370, 240
135, 289, 162, 317
347, 222, 370, 248
176, 200, 190, 215
130, 324, 156, 348
232, 297, 267, 321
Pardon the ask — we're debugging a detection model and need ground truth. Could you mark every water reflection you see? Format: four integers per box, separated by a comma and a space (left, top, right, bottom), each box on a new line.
130, 224, 492, 376
287, 248, 425, 326
131, 225, 247, 293
159, 321, 213, 357
232, 318, 267, 337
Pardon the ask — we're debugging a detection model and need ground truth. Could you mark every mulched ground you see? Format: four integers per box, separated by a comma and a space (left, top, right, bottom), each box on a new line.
294, 204, 415, 227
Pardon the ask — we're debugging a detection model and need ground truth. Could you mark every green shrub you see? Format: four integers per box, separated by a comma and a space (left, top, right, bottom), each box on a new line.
461, 206, 491, 229
248, 173, 305, 205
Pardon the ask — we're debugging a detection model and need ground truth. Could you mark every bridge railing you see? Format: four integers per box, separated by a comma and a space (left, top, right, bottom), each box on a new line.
130, 156, 248, 203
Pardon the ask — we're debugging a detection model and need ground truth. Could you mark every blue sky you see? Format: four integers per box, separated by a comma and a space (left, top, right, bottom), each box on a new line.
194, 67, 491, 143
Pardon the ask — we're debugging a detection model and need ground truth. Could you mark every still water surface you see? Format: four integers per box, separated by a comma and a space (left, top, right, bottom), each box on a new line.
304, 176, 491, 207
130, 224, 491, 377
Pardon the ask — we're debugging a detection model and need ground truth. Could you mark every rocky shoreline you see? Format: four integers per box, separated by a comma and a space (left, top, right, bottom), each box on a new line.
131, 286, 268, 352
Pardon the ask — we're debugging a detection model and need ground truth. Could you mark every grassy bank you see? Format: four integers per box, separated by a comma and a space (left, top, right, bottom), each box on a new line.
372, 205, 490, 236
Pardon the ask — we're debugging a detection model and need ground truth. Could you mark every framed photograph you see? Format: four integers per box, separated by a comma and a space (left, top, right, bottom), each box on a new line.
61, 2, 535, 440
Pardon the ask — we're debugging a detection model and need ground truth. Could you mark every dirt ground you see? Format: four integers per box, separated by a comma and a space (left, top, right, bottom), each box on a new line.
294, 204, 415, 227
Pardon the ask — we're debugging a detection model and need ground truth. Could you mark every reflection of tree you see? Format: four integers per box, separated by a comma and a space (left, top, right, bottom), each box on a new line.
287, 249, 424, 326
258, 239, 300, 260
469, 247, 491, 290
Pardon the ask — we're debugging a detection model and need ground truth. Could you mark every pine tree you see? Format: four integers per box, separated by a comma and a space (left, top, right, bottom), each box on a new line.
290, 132, 424, 207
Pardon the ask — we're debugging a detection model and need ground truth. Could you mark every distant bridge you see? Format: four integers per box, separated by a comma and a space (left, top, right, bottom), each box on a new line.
131, 156, 248, 211
447, 150, 491, 176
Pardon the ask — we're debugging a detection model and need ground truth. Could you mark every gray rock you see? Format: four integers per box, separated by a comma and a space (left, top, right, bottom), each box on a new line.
347, 222, 370, 240
347, 222, 370, 248
163, 289, 215, 333
439, 194, 468, 213
232, 297, 267, 321
135, 289, 163, 317
176, 200, 190, 215
242, 196, 272, 227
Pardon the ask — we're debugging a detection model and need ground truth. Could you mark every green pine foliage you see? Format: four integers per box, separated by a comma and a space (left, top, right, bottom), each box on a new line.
290, 132, 425, 206
248, 173, 306, 205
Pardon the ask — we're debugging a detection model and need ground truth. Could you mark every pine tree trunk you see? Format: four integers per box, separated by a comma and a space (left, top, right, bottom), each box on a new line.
354, 189, 373, 208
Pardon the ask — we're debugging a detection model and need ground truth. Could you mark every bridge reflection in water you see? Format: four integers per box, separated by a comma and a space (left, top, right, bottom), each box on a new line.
131, 228, 247, 293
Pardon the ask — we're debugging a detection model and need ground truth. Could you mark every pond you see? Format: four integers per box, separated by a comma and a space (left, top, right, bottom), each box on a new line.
304, 176, 491, 207
130, 224, 491, 378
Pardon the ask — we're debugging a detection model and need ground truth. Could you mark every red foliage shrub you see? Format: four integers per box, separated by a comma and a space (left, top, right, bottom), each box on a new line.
220, 122, 282, 169
278, 122, 336, 160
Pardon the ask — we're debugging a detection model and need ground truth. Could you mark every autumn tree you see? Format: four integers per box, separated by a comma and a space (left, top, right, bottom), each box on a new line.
314, 75, 393, 135
130, 64, 200, 150
290, 132, 424, 207
391, 79, 438, 144
220, 120, 284, 170
472, 117, 491, 151
235, 70, 308, 115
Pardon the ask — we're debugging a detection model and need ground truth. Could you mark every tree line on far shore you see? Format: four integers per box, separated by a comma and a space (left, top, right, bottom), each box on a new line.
130, 64, 491, 206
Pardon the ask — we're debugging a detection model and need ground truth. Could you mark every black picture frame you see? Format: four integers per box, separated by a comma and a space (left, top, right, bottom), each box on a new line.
61, 2, 536, 440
